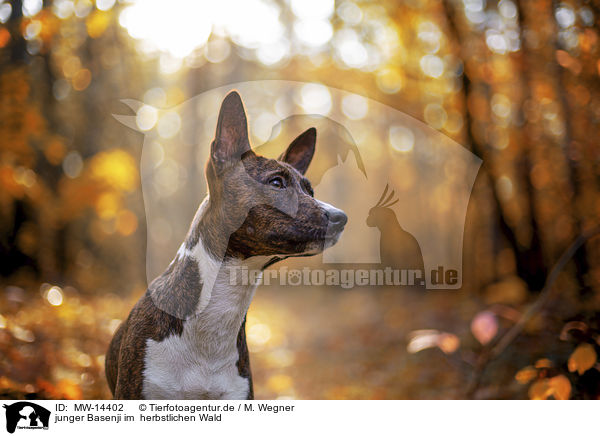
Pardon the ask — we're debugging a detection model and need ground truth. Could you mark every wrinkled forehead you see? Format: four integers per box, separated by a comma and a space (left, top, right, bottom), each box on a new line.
242, 153, 306, 184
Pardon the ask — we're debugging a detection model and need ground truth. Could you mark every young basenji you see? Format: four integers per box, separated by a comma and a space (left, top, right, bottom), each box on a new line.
105, 91, 347, 399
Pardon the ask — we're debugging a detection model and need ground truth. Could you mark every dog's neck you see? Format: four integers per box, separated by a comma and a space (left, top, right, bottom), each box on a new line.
149, 196, 269, 353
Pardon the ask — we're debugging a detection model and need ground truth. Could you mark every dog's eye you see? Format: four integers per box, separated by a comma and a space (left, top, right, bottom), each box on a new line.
268, 176, 285, 189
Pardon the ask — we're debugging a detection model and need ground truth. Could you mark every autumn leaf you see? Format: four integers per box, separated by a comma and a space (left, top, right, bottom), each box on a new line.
559, 321, 588, 341
407, 330, 441, 354
406, 330, 460, 354
528, 379, 551, 400
437, 333, 460, 354
530, 374, 571, 400
548, 375, 571, 400
515, 366, 537, 384
568, 343, 597, 375
534, 358, 553, 369
471, 311, 498, 345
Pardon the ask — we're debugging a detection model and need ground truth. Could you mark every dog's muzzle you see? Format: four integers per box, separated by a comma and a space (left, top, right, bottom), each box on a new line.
317, 200, 348, 237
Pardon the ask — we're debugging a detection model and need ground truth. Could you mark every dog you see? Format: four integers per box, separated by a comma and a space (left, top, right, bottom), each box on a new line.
105, 91, 347, 399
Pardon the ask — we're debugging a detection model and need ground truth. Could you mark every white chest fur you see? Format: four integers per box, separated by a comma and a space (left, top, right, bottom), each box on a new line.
141, 264, 259, 400
141, 327, 250, 400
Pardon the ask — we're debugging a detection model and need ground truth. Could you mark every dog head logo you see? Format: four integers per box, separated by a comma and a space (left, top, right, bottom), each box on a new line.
3, 402, 50, 433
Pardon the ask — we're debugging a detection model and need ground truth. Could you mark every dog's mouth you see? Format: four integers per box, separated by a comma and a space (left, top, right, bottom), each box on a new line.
303, 220, 346, 243
325, 218, 347, 241
325, 231, 343, 244
290, 223, 345, 256
323, 229, 344, 250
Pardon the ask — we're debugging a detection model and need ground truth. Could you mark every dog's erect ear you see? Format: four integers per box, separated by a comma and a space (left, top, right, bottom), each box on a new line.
211, 91, 252, 172
279, 127, 316, 175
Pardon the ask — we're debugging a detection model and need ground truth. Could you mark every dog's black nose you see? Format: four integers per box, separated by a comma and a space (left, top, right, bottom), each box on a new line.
329, 209, 348, 227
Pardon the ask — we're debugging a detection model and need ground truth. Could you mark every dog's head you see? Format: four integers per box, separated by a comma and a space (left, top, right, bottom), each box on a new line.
203, 91, 347, 260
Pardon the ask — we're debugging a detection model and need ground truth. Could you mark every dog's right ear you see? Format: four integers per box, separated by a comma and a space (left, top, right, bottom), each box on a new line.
211, 91, 252, 173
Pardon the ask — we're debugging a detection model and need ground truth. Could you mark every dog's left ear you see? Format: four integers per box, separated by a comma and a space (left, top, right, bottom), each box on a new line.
279, 127, 316, 175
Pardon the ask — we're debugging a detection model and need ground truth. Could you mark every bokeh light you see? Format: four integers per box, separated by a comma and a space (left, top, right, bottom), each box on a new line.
389, 126, 415, 153
120, 0, 212, 59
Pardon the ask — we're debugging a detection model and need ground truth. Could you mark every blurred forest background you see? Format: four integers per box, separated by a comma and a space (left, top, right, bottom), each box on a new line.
1, 0, 600, 399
